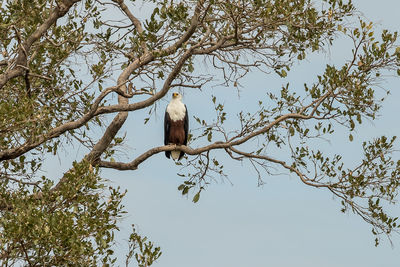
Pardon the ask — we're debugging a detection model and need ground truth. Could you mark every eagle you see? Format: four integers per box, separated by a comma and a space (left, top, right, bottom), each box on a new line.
164, 92, 189, 160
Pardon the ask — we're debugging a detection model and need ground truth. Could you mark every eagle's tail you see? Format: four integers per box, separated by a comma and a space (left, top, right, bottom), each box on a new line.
171, 150, 181, 160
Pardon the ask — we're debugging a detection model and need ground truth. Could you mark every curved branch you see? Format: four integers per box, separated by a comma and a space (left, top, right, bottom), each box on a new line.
228, 147, 329, 188
97, 106, 325, 171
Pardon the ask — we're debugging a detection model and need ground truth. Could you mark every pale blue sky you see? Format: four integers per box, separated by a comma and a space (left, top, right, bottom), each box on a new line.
45, 1, 400, 266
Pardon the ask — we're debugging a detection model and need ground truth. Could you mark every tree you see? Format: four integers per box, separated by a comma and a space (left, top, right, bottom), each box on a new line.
1, 0, 400, 265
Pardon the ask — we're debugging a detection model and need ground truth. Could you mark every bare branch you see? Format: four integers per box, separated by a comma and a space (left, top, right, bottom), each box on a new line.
228, 147, 329, 188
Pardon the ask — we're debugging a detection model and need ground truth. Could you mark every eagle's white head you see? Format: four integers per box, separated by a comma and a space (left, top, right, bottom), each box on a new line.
172, 92, 182, 100
167, 92, 186, 121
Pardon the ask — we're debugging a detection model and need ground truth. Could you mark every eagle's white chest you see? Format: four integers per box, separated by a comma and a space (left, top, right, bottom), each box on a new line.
167, 99, 186, 121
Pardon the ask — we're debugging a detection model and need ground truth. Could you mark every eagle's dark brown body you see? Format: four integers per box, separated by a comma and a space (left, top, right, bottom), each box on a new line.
167, 119, 186, 145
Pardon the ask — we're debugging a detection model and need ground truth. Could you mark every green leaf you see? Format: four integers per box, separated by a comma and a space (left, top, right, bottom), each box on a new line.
192, 192, 200, 203
177, 184, 185, 191
289, 127, 295, 136
207, 132, 212, 142
182, 187, 189, 195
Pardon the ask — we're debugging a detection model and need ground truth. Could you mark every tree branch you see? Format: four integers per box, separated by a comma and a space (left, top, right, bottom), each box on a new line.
0, 81, 132, 161
112, 0, 148, 53
0, 0, 82, 89
228, 147, 330, 188
97, 105, 325, 171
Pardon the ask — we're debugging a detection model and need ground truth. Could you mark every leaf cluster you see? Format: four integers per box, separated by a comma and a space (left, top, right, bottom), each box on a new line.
0, 160, 125, 266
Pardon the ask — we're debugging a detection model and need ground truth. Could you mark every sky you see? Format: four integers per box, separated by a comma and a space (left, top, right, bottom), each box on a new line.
44, 1, 400, 266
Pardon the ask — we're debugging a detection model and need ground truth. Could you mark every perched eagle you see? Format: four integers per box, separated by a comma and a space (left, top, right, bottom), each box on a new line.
164, 92, 189, 160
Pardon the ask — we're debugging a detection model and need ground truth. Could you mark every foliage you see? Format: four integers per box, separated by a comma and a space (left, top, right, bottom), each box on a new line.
0, 0, 400, 265
125, 225, 162, 267
0, 160, 125, 265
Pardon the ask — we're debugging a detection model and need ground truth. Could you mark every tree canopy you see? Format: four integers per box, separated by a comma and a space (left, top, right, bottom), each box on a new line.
1, 0, 400, 265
